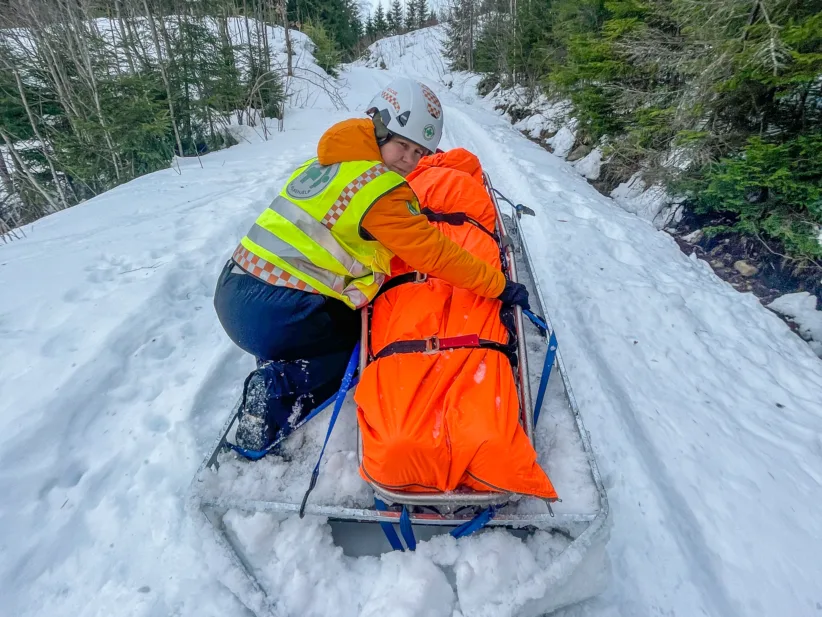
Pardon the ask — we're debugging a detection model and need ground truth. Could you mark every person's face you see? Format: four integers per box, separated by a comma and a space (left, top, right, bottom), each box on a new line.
379, 136, 427, 177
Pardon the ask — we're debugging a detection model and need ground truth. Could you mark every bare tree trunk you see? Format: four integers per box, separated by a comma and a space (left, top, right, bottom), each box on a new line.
175, 11, 192, 142
12, 68, 70, 209
123, 4, 153, 70
115, 0, 137, 73
29, 27, 82, 123
467, 0, 474, 72
0, 128, 60, 215
254, 3, 270, 139
0, 151, 14, 198
277, 0, 293, 76
261, 1, 271, 69
66, 6, 122, 180
243, 0, 255, 70
143, 0, 185, 158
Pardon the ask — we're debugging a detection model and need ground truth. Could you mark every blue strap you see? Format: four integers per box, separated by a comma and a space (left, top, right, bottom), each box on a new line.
534, 331, 558, 427
523, 309, 548, 335
232, 376, 360, 460
450, 505, 497, 538
231, 444, 270, 461
522, 310, 558, 427
374, 498, 405, 551
399, 505, 417, 551
299, 342, 361, 517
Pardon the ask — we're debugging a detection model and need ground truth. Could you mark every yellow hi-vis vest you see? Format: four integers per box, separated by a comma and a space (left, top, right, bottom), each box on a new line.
233, 158, 407, 309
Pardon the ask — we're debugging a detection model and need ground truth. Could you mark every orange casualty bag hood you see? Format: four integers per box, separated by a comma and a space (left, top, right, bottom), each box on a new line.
355, 148, 557, 499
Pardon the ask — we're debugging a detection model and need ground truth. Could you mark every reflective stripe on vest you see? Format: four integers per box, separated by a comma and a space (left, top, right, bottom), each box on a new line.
238, 159, 406, 309
232, 246, 319, 294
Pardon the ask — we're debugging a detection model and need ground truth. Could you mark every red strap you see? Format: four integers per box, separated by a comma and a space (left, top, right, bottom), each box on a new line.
438, 334, 480, 349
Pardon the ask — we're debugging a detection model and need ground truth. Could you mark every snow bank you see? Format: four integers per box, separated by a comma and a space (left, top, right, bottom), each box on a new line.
573, 147, 602, 180
768, 292, 822, 357
356, 26, 449, 84
609, 171, 684, 228
546, 127, 576, 159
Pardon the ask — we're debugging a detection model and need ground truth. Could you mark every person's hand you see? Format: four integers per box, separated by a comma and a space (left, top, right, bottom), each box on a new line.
497, 280, 530, 310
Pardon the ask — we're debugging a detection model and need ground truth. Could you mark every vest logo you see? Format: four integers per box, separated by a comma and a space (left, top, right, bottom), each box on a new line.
287, 161, 340, 199
406, 199, 420, 215
423, 124, 435, 141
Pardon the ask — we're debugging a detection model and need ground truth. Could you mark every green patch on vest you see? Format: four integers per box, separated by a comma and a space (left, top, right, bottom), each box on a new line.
406, 199, 420, 215
287, 161, 340, 199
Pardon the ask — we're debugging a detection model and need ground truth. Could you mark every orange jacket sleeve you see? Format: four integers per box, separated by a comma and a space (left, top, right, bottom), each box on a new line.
362, 185, 506, 298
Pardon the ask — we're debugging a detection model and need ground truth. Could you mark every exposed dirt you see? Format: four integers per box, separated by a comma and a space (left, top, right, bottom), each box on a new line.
673, 210, 822, 307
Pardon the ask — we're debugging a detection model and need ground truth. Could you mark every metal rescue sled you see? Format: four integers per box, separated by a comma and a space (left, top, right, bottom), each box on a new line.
188, 174, 611, 616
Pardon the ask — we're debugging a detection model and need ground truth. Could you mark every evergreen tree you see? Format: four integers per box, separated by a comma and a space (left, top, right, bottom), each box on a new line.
444, 0, 476, 70
365, 14, 375, 41
288, 0, 362, 59
414, 0, 428, 28
388, 0, 404, 34
373, 2, 388, 37
406, 0, 417, 31
443, 0, 822, 265
303, 19, 342, 77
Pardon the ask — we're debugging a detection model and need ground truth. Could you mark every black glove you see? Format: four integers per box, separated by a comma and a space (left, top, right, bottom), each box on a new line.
497, 280, 530, 310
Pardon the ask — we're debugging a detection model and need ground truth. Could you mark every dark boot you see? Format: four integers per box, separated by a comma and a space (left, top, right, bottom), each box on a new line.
234, 356, 352, 451
234, 367, 276, 451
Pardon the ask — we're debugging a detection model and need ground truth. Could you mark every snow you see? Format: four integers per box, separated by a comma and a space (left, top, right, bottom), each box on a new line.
768, 292, 822, 357
513, 113, 554, 138
548, 126, 577, 159
609, 170, 685, 228
573, 147, 602, 180
3, 23, 822, 617
473, 360, 486, 383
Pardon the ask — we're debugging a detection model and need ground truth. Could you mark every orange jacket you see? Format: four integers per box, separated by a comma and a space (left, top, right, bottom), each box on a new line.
317, 119, 505, 298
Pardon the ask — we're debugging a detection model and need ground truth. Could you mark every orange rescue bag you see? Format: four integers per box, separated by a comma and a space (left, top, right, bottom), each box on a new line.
355, 148, 557, 500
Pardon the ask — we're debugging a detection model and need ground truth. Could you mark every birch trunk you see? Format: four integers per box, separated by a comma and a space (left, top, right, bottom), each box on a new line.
277, 0, 293, 77
115, 0, 137, 73
0, 150, 14, 198
0, 129, 60, 215
12, 69, 69, 209
143, 0, 185, 158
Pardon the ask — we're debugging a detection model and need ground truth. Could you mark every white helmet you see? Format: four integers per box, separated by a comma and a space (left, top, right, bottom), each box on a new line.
366, 78, 444, 153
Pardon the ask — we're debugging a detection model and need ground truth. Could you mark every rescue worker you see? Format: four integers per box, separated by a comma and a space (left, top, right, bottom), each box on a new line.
214, 78, 530, 452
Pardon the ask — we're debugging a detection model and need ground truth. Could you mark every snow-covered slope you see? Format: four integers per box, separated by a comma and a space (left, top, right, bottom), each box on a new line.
2, 26, 822, 617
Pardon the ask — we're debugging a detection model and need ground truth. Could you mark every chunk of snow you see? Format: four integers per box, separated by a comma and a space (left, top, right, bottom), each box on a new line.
768, 292, 822, 357
514, 114, 551, 138
663, 147, 694, 171
610, 171, 674, 227
547, 127, 576, 159
573, 147, 602, 180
